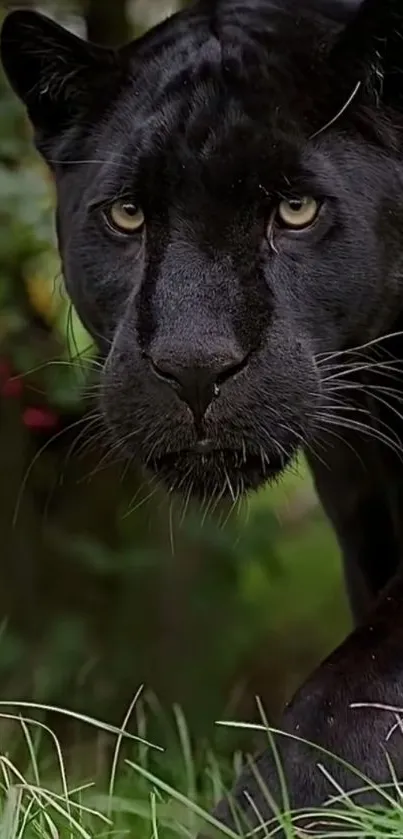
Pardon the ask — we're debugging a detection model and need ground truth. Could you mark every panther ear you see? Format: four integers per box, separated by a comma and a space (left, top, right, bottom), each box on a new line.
329, 0, 403, 109
0, 10, 123, 152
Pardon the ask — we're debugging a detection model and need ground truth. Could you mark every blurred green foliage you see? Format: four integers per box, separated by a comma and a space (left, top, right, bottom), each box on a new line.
0, 0, 351, 772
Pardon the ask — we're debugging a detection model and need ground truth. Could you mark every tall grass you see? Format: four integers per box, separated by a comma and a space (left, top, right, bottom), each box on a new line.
0, 699, 403, 839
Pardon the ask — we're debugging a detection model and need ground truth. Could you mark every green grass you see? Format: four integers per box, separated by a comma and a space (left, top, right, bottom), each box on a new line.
1, 701, 403, 839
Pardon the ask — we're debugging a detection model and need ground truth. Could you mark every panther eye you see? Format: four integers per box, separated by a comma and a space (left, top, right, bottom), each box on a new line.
105, 200, 145, 234
277, 196, 319, 229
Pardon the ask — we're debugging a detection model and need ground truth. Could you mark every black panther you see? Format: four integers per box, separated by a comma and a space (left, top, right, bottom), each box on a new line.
3, 0, 403, 833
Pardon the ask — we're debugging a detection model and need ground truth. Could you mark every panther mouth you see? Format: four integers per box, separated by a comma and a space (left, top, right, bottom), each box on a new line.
148, 444, 293, 498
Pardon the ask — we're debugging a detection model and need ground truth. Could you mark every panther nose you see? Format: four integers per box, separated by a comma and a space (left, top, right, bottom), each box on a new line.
149, 350, 247, 422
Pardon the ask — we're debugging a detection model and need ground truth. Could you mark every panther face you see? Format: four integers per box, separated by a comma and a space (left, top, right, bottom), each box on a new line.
2, 1, 403, 498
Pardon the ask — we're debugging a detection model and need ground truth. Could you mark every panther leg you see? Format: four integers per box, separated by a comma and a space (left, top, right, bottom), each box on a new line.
203, 574, 403, 837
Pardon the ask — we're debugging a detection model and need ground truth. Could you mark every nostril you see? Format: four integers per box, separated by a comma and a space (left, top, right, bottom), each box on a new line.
149, 352, 249, 390
147, 347, 250, 421
149, 357, 181, 388
215, 353, 250, 386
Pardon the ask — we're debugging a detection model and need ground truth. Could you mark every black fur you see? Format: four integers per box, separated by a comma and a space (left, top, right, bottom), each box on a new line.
208, 574, 403, 836
3, 0, 403, 833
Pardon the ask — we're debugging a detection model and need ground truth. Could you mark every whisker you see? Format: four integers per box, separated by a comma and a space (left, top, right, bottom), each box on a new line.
61, 413, 105, 469
223, 463, 237, 503
168, 498, 175, 556
322, 358, 403, 382
179, 476, 195, 525
312, 423, 365, 468
13, 413, 99, 526
123, 485, 159, 519
311, 412, 403, 461
315, 329, 403, 363
310, 80, 361, 139
321, 389, 402, 442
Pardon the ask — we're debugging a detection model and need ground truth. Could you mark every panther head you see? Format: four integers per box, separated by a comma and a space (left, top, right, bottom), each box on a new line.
2, 0, 403, 498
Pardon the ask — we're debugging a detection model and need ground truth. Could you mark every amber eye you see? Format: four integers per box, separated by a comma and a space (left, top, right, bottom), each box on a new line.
277, 196, 319, 229
105, 200, 145, 234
